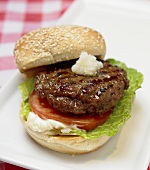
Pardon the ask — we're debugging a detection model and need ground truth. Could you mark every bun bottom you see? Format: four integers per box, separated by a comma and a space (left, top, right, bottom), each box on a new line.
20, 113, 111, 154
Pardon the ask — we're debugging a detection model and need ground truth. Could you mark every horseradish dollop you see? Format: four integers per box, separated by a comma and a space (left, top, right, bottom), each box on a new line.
71, 51, 103, 76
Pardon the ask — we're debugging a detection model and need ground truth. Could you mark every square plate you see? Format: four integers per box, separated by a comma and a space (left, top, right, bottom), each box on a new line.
0, 0, 150, 170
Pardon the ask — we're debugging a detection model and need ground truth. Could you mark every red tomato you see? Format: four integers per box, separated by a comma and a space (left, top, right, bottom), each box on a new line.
29, 91, 113, 131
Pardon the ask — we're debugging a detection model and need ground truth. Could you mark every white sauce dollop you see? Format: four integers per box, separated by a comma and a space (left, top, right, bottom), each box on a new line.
71, 51, 103, 76
27, 112, 79, 133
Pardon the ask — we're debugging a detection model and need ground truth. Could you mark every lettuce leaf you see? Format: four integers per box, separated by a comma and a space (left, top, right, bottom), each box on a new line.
18, 59, 143, 139
18, 78, 34, 119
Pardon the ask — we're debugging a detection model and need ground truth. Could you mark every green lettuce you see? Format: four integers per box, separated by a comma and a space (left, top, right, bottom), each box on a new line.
18, 59, 143, 139
18, 78, 34, 119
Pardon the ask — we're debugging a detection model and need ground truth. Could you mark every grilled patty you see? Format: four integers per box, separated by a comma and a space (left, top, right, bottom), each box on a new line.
35, 59, 129, 115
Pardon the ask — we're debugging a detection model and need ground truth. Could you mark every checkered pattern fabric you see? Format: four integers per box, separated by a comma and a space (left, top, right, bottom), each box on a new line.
0, 0, 74, 70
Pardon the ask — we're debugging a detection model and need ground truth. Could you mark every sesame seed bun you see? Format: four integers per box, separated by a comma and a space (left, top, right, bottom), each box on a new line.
14, 25, 106, 78
19, 112, 111, 155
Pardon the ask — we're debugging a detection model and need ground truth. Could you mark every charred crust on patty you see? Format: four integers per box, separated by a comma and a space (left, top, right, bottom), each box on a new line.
34, 60, 129, 116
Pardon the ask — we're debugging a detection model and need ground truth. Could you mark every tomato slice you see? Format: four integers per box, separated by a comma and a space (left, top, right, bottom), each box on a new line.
29, 91, 113, 131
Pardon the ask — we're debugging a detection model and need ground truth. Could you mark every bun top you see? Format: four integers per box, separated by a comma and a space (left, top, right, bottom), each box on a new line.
14, 25, 106, 73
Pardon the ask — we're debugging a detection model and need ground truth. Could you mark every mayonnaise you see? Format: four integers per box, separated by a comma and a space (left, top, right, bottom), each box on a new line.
71, 51, 103, 76
26, 112, 79, 133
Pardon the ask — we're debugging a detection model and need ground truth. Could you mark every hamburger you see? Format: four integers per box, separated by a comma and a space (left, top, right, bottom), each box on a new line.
14, 25, 143, 154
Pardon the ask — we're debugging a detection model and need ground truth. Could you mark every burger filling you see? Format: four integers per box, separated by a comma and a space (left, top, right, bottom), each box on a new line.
18, 59, 143, 139
26, 58, 129, 131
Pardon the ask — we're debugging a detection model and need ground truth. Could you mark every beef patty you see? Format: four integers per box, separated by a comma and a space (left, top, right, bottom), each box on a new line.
34, 59, 129, 115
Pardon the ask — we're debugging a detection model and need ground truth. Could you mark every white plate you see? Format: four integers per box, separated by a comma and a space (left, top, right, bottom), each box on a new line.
0, 0, 150, 170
